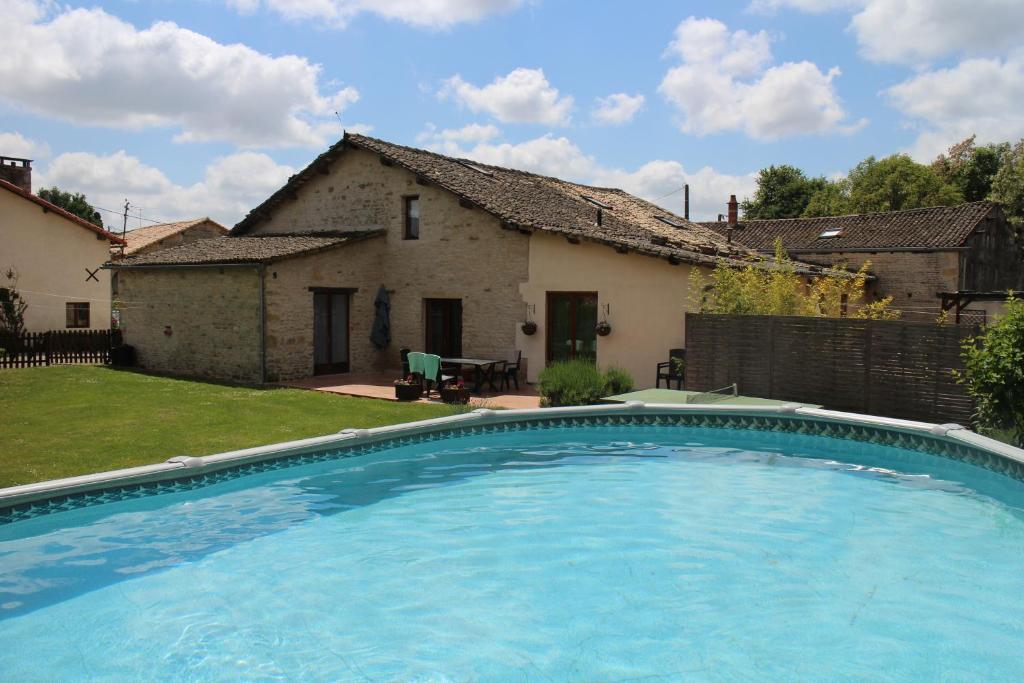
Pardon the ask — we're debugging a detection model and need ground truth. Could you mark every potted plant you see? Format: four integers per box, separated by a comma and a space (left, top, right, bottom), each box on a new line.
521, 320, 537, 335
394, 375, 422, 401
440, 379, 471, 404
595, 321, 612, 336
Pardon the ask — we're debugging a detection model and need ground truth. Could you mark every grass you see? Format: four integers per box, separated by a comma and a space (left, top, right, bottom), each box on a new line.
0, 366, 455, 488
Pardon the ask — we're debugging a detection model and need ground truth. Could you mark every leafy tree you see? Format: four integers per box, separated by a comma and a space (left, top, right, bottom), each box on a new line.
691, 240, 900, 319
740, 165, 827, 219
990, 139, 1024, 230
802, 179, 853, 217
0, 268, 28, 336
957, 295, 1024, 446
846, 154, 962, 213
37, 186, 104, 227
931, 136, 1009, 202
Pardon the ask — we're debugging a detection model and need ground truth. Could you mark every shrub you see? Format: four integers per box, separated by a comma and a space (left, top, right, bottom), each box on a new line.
538, 360, 635, 407
956, 295, 1024, 446
603, 365, 634, 396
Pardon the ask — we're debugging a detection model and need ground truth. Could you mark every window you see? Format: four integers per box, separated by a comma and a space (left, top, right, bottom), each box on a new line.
66, 302, 90, 328
546, 292, 598, 363
404, 196, 420, 240
457, 160, 494, 176
654, 215, 686, 228
818, 228, 844, 238
582, 195, 612, 209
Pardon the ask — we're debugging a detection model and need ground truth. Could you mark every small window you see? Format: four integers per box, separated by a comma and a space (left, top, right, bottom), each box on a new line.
457, 160, 494, 176
582, 195, 613, 210
654, 215, 686, 228
818, 228, 844, 238
404, 196, 420, 240
66, 302, 90, 328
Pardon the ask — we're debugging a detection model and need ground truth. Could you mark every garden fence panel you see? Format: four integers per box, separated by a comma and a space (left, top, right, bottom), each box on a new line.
0, 329, 121, 369
685, 314, 978, 425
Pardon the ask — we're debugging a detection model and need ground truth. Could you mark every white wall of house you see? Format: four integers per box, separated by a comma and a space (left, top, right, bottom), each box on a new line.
518, 231, 708, 389
0, 188, 113, 332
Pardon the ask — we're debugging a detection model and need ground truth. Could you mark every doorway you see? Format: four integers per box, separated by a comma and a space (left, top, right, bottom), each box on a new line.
546, 292, 598, 363
313, 290, 351, 375
424, 298, 462, 357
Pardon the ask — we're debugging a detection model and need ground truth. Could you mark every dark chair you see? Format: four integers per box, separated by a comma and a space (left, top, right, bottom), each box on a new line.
656, 348, 685, 389
503, 350, 522, 390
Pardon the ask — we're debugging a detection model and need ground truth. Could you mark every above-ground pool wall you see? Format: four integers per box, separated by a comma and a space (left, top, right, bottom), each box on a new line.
117, 267, 263, 383
518, 231, 711, 388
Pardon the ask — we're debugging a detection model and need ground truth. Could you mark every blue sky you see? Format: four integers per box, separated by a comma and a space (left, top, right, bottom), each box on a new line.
1, 0, 1021, 227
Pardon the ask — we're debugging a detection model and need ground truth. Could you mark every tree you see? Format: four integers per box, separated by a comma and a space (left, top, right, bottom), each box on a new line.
740, 165, 827, 219
803, 179, 853, 217
931, 136, 1009, 202
37, 186, 104, 227
990, 139, 1024, 230
0, 268, 28, 336
846, 154, 962, 213
690, 240, 900, 319
957, 295, 1024, 446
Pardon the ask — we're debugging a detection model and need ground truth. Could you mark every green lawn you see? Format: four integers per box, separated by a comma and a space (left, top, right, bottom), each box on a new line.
0, 366, 454, 488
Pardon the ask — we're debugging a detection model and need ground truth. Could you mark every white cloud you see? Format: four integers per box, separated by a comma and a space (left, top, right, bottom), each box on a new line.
416, 122, 501, 154
420, 127, 755, 220
35, 151, 296, 228
0, 131, 50, 159
591, 93, 645, 125
751, 0, 1024, 65
228, 0, 524, 29
0, 1, 361, 147
886, 56, 1024, 159
439, 68, 574, 126
658, 17, 862, 141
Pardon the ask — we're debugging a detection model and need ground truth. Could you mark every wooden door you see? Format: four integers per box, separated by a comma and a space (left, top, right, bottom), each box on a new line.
424, 298, 462, 357
313, 291, 350, 375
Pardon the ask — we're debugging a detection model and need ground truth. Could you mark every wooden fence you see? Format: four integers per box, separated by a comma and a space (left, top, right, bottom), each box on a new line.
0, 329, 122, 369
684, 314, 979, 425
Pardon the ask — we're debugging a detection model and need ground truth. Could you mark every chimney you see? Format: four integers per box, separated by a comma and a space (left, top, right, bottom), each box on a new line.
683, 184, 690, 220
727, 194, 738, 227
0, 156, 32, 193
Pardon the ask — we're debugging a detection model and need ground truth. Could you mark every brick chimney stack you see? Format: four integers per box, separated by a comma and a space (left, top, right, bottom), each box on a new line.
0, 156, 32, 193
727, 194, 738, 227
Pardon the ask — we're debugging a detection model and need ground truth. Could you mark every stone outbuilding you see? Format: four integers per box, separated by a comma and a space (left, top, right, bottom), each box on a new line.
112, 133, 836, 385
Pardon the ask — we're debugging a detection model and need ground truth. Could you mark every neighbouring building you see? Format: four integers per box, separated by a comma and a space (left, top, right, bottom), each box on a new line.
1, 157, 125, 332
112, 134, 836, 385
113, 218, 228, 259
700, 200, 1024, 323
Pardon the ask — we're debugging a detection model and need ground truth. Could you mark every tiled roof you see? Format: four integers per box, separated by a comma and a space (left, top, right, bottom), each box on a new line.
111, 231, 384, 267
0, 178, 125, 244
231, 133, 836, 276
118, 218, 227, 255
697, 202, 997, 252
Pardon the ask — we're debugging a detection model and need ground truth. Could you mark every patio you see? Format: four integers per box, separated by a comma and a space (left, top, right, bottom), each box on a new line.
281, 372, 542, 409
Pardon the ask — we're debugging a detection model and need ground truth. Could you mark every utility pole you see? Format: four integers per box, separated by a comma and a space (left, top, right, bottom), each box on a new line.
120, 199, 130, 258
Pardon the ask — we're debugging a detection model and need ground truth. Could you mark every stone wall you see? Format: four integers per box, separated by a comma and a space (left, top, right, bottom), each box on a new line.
801, 250, 960, 319
255, 147, 531, 380
119, 267, 263, 382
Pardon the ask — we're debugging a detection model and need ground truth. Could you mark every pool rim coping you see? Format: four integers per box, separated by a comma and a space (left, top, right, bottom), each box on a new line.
2, 401, 1023, 513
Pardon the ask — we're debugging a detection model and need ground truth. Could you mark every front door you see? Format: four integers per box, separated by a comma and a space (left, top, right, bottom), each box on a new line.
547, 292, 598, 363
313, 291, 350, 375
424, 298, 462, 357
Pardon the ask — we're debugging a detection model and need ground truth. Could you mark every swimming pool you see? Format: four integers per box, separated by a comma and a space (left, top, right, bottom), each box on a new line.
2, 405, 1024, 680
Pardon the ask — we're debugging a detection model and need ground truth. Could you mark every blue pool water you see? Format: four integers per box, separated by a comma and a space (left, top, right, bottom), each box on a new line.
2, 425, 1024, 681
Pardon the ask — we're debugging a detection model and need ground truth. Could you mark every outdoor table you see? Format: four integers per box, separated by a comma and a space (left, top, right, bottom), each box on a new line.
440, 357, 500, 394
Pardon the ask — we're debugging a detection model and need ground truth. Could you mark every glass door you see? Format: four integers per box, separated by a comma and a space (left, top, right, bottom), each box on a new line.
424, 299, 462, 358
313, 291, 350, 375
546, 292, 598, 363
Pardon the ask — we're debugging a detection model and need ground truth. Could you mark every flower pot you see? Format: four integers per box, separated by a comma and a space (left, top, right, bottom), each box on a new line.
595, 321, 612, 337
440, 385, 472, 404
394, 382, 422, 401
521, 321, 538, 336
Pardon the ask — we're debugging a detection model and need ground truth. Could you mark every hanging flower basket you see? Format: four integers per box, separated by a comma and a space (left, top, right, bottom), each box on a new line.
595, 321, 612, 337
521, 321, 538, 335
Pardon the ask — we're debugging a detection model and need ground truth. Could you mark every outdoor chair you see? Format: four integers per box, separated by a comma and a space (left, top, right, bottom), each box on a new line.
422, 353, 455, 395
503, 350, 522, 390
400, 347, 411, 377
656, 348, 685, 389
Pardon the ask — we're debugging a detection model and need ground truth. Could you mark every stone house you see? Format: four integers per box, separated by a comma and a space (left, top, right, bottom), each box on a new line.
1, 157, 124, 332
700, 200, 1023, 322
112, 134, 836, 386
114, 218, 228, 259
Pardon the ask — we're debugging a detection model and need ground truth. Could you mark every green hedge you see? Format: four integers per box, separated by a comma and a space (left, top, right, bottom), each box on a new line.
538, 360, 635, 407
